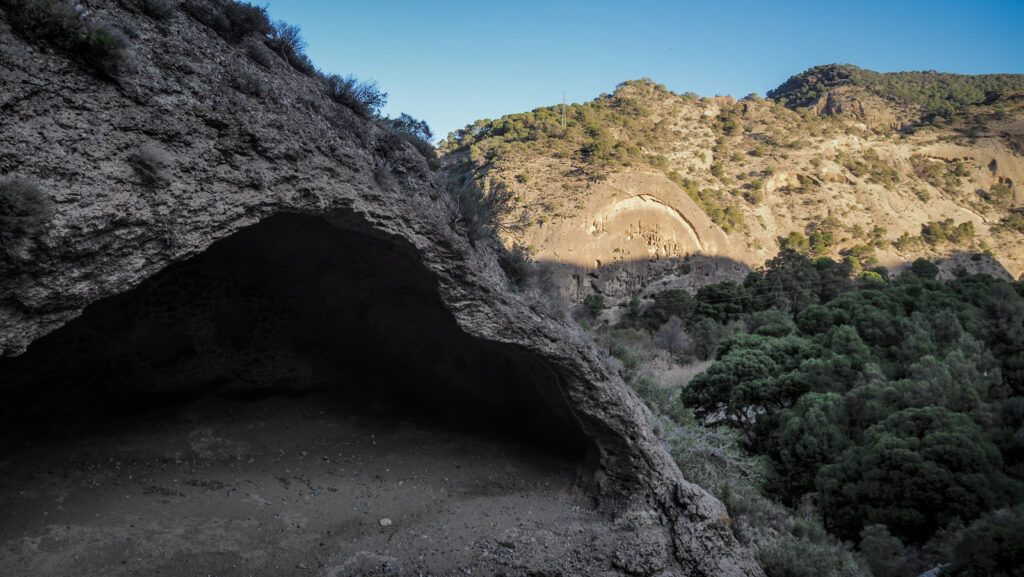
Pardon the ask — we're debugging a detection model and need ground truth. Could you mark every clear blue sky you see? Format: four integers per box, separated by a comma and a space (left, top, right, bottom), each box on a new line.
261, 1, 1024, 141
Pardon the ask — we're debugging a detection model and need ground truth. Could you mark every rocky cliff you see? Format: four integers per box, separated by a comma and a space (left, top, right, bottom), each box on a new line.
0, 1, 761, 575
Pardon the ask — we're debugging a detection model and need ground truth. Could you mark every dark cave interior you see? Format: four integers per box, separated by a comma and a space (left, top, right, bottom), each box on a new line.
0, 212, 591, 460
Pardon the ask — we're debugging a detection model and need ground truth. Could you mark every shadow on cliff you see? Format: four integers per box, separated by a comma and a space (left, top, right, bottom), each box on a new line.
528, 248, 1017, 305
0, 213, 591, 460
530, 254, 753, 303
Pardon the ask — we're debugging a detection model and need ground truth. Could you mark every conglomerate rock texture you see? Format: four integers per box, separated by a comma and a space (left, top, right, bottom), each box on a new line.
0, 1, 762, 575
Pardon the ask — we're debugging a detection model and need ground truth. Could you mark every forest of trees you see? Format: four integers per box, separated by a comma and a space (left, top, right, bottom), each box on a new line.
591, 251, 1024, 577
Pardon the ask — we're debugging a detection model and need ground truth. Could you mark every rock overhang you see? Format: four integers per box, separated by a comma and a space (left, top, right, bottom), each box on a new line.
0, 1, 764, 573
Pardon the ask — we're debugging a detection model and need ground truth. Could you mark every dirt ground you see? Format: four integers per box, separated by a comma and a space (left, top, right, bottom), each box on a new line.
0, 391, 612, 577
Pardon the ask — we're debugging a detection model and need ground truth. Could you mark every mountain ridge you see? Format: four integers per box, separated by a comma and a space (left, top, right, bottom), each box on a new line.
439, 67, 1024, 301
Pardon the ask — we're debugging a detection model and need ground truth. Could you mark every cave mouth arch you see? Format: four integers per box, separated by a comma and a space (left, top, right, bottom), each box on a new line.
0, 212, 591, 459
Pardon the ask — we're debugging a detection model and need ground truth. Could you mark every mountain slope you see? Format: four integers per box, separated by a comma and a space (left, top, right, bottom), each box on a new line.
440, 71, 1024, 300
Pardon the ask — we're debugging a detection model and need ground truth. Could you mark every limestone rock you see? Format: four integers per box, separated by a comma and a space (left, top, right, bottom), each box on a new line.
0, 1, 762, 575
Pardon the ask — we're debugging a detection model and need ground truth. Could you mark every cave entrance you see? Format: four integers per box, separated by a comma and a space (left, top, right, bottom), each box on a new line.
0, 212, 598, 575
0, 212, 588, 455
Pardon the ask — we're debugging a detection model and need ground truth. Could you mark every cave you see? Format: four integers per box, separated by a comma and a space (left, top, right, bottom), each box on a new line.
0, 212, 589, 451
0, 212, 599, 575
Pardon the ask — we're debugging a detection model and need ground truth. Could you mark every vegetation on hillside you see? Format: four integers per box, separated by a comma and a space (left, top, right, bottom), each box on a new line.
438, 78, 676, 164
1, 0, 135, 78
767, 64, 1024, 125
585, 251, 1024, 577
439, 79, 750, 233
440, 68, 1021, 273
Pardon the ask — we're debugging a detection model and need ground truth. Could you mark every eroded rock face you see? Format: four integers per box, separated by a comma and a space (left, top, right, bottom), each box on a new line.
811, 89, 906, 130
516, 172, 752, 302
0, 1, 762, 575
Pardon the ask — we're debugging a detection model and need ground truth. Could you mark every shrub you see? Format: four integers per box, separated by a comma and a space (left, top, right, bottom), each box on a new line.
446, 179, 517, 242
583, 293, 605, 316
946, 506, 1024, 577
137, 0, 175, 20
779, 231, 810, 254
388, 128, 437, 163
893, 231, 925, 251
324, 74, 387, 119
759, 536, 865, 577
499, 242, 534, 286
184, 0, 270, 43
858, 525, 915, 577
245, 41, 273, 68
716, 111, 741, 135
653, 316, 690, 355
989, 182, 1013, 206
1, 0, 81, 44
264, 21, 316, 76
379, 112, 433, 141
646, 154, 669, 170
909, 258, 939, 280
218, 0, 270, 41
920, 219, 975, 245
78, 22, 135, 79
379, 114, 437, 164
2, 0, 135, 79
857, 271, 885, 288
265, 20, 304, 55
992, 213, 1024, 234
231, 69, 265, 97
74, 21, 131, 77
657, 415, 763, 497
0, 177, 54, 251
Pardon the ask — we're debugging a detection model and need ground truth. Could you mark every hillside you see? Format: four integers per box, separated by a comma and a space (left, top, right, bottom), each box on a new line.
768, 63, 1024, 127
439, 69, 1024, 301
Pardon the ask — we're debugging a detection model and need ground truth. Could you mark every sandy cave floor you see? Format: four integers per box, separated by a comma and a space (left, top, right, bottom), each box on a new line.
0, 391, 604, 577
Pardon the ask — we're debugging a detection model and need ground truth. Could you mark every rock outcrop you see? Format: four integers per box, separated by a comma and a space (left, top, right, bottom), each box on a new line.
811, 89, 904, 130
0, 1, 761, 575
